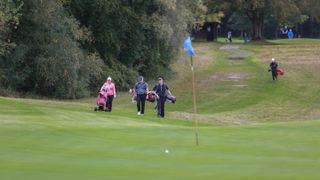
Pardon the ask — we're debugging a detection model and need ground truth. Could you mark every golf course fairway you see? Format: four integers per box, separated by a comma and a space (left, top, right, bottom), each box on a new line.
1, 39, 320, 179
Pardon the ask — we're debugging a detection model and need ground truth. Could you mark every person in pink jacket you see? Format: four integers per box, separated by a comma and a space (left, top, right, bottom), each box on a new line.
100, 77, 116, 112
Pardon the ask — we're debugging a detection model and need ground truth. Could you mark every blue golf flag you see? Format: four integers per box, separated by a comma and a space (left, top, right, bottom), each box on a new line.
183, 37, 195, 57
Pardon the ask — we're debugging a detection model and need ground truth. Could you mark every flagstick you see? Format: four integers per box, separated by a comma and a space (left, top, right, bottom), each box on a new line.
191, 56, 199, 146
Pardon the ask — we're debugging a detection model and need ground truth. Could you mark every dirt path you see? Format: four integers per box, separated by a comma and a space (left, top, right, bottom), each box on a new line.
219, 44, 254, 60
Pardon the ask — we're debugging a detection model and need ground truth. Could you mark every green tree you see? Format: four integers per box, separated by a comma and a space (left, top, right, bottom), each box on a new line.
234, 0, 302, 40
2, 0, 102, 98
204, 0, 302, 40
228, 12, 252, 34
0, 0, 23, 56
297, 0, 320, 22
67, 0, 199, 85
1, 0, 203, 98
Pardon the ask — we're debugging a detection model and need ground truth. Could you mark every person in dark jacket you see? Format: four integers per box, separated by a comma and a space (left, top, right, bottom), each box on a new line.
269, 58, 278, 81
153, 77, 172, 118
134, 76, 148, 116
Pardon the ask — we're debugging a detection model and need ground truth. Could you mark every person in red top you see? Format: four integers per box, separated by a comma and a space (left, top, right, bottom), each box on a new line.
100, 77, 116, 112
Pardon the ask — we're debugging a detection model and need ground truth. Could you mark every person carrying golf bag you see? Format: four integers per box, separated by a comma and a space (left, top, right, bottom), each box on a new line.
134, 76, 148, 116
153, 77, 172, 118
269, 58, 278, 81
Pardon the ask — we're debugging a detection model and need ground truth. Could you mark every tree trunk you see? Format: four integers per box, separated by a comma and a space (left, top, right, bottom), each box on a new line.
213, 23, 218, 42
249, 11, 264, 40
275, 25, 279, 39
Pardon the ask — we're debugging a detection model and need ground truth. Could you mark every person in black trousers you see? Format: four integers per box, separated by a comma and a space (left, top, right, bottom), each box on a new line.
153, 77, 172, 118
134, 76, 148, 116
100, 77, 116, 112
269, 58, 278, 81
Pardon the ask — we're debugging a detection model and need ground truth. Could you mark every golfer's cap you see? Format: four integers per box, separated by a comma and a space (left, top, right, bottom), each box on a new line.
158, 77, 163, 80
272, 58, 275, 62
138, 76, 144, 81
107, 77, 112, 81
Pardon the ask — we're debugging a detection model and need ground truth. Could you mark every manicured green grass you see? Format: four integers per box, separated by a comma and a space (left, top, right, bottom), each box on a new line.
1, 39, 320, 179
1, 97, 320, 180
268, 38, 320, 45
217, 37, 320, 45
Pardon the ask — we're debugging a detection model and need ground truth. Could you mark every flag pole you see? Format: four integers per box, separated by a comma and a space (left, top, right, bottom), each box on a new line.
191, 56, 199, 146
183, 36, 199, 146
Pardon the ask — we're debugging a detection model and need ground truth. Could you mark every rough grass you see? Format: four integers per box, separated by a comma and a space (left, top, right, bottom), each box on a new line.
1, 38, 320, 179
169, 39, 320, 124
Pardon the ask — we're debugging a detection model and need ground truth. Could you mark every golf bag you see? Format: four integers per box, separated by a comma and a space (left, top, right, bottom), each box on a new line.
153, 95, 176, 115
131, 92, 157, 103
166, 95, 176, 103
277, 68, 284, 75
94, 91, 107, 111
146, 92, 157, 102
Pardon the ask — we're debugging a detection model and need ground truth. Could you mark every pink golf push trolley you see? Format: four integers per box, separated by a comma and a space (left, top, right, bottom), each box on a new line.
94, 91, 107, 111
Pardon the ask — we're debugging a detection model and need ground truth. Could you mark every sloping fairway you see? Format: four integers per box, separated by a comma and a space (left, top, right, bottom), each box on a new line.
1, 39, 320, 179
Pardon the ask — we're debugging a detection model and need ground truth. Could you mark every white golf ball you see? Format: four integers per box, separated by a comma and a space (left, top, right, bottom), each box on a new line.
165, 149, 169, 154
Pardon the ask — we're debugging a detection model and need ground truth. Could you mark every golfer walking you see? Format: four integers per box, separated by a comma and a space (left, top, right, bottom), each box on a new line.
100, 77, 116, 112
153, 77, 172, 118
227, 31, 232, 43
134, 76, 148, 116
269, 58, 278, 81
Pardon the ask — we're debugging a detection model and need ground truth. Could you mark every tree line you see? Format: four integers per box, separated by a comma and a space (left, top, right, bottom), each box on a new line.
203, 0, 320, 39
0, 0, 202, 98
